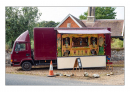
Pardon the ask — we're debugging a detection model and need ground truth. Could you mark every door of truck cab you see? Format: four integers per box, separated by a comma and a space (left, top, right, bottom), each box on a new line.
12, 42, 31, 65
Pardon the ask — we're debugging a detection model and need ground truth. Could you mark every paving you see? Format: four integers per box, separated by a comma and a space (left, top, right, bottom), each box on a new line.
5, 73, 103, 85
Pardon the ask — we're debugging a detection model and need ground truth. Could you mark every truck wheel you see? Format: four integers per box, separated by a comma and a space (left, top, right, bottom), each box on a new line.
22, 62, 32, 71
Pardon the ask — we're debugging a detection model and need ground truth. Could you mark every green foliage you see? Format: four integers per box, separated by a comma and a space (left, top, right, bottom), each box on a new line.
6, 42, 12, 52
6, 40, 12, 49
6, 7, 42, 48
35, 21, 60, 27
111, 38, 123, 48
6, 44, 10, 50
79, 11, 88, 20
31, 39, 34, 49
79, 7, 116, 20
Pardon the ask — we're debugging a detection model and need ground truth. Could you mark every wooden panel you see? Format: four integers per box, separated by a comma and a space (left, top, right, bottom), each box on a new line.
61, 34, 99, 56
57, 56, 106, 69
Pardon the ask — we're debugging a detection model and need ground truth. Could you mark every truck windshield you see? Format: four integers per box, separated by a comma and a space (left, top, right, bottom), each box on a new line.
11, 42, 16, 54
15, 43, 26, 51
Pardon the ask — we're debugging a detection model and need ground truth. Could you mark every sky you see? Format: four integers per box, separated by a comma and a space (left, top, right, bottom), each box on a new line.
37, 7, 124, 22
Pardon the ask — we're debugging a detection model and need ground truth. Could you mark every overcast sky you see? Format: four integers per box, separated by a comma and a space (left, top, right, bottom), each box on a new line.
37, 7, 124, 22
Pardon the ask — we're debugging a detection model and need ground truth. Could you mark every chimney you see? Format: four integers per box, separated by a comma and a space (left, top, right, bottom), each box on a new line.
87, 7, 95, 22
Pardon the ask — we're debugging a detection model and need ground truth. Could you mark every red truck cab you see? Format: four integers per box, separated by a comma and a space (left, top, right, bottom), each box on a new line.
11, 30, 33, 70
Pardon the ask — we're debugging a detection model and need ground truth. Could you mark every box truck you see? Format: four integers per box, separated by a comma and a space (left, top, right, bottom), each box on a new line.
11, 27, 111, 71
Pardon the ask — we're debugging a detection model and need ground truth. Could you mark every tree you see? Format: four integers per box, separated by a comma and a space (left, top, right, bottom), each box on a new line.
35, 21, 60, 27
79, 7, 116, 20
6, 7, 42, 48
43, 21, 59, 27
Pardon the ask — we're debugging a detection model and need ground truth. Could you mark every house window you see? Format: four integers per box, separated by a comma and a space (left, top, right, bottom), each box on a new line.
67, 23, 71, 28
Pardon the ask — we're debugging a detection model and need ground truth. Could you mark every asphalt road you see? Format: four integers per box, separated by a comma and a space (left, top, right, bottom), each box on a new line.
5, 73, 102, 85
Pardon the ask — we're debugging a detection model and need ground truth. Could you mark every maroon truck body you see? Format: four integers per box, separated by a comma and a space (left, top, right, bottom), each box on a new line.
34, 28, 57, 60
11, 27, 111, 70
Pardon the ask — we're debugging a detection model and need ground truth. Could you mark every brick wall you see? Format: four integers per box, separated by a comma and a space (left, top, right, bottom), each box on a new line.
59, 17, 79, 28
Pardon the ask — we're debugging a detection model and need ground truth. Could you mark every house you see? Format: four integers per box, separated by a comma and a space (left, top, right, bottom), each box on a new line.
56, 7, 124, 41
56, 14, 86, 28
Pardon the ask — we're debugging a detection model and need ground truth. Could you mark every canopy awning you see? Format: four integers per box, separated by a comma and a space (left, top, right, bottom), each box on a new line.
57, 29, 111, 34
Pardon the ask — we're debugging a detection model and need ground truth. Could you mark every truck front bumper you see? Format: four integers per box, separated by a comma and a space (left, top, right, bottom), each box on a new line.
11, 62, 20, 66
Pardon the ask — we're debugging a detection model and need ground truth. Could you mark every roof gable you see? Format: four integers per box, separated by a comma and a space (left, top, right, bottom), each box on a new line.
56, 14, 86, 28
59, 16, 79, 28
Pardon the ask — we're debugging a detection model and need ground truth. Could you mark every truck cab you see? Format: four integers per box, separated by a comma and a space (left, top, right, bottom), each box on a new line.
11, 30, 33, 70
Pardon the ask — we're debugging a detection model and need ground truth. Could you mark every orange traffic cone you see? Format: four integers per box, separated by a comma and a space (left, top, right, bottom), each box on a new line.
47, 60, 55, 77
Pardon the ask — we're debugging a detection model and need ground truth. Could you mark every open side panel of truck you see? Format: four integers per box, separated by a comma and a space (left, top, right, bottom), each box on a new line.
34, 28, 57, 60
105, 28, 111, 57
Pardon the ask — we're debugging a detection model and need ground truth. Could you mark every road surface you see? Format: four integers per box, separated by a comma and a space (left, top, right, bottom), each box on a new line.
5, 73, 103, 85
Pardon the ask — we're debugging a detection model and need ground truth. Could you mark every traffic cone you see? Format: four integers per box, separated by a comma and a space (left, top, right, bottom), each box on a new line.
47, 60, 55, 77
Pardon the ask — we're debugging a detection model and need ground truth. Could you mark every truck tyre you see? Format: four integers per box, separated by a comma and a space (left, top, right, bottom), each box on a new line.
22, 62, 32, 71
